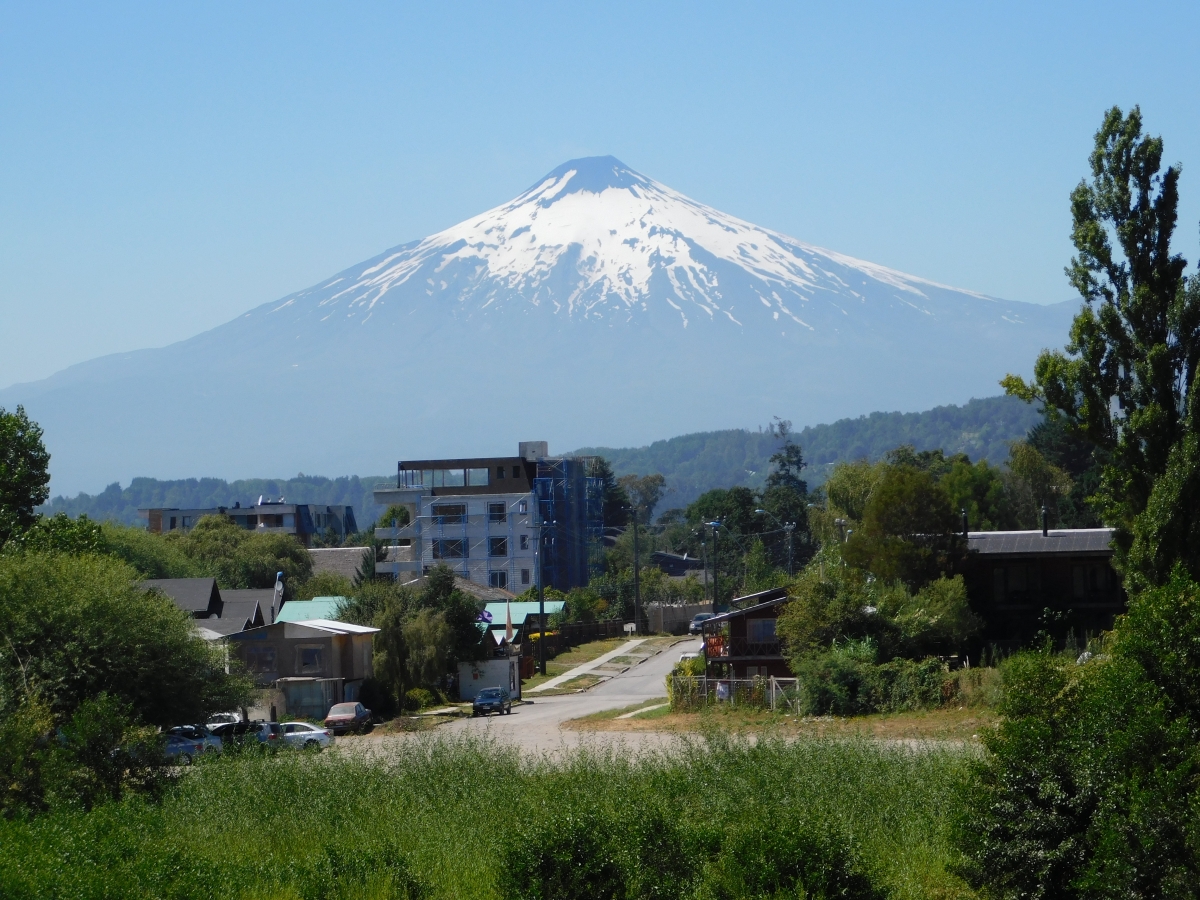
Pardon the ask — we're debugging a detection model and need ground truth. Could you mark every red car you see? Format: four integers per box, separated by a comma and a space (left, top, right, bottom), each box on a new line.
323, 701, 372, 735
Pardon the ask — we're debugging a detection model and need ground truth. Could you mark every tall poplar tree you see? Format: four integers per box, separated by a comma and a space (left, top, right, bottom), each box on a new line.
1003, 106, 1200, 587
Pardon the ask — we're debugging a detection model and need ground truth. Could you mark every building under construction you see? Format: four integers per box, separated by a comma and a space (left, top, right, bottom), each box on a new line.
373, 442, 604, 593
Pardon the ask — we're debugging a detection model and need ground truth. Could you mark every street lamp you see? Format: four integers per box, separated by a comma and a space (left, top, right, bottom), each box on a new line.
755, 509, 796, 577
624, 505, 643, 634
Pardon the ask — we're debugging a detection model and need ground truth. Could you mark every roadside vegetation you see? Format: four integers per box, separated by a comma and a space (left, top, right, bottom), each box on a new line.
0, 735, 974, 900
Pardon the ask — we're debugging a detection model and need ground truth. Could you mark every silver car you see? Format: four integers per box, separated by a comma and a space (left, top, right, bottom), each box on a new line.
281, 721, 334, 750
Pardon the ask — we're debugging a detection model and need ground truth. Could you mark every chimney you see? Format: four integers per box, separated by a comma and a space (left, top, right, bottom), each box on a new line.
1041, 505, 1049, 537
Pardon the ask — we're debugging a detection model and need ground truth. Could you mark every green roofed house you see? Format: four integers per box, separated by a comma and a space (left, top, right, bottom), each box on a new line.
276, 596, 346, 624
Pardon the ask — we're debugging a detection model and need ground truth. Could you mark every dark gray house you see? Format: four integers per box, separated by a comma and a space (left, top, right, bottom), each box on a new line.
140, 578, 265, 639
962, 527, 1125, 645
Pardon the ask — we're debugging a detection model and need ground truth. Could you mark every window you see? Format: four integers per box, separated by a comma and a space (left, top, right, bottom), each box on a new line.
489, 502, 507, 523
489, 537, 508, 557
433, 539, 467, 559
424, 469, 465, 488
169, 516, 177, 530
296, 646, 324, 675
747, 619, 776, 643
521, 569, 530, 585
489, 571, 508, 589
520, 534, 529, 550
244, 645, 277, 674
518, 500, 528, 514
431, 504, 466, 524
496, 466, 506, 479
513, 466, 521, 479
467, 468, 490, 486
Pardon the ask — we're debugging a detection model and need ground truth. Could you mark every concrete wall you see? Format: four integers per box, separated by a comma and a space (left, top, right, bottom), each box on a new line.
647, 602, 713, 635
458, 658, 522, 701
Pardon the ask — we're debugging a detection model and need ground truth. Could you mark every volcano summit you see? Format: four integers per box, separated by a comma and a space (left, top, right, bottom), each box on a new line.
3, 156, 1072, 493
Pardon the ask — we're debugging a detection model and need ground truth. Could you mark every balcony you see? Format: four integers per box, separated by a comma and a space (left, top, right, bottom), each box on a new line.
705, 636, 782, 660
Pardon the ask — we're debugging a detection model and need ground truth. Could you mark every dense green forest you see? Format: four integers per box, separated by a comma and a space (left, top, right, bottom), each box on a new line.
40, 394, 1039, 525
579, 394, 1042, 508
40, 474, 391, 527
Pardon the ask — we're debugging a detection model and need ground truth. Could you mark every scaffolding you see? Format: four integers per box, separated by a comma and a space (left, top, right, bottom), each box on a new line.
533, 457, 605, 592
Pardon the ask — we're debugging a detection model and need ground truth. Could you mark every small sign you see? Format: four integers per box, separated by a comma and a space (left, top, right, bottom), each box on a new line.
623, 623, 636, 634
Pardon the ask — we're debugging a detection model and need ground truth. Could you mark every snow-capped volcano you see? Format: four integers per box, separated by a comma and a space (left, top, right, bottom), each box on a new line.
270, 156, 1016, 335
2, 157, 1074, 494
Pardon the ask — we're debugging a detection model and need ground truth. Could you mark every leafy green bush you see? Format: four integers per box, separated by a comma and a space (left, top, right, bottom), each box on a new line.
794, 639, 953, 716
0, 552, 251, 727
404, 688, 435, 711
957, 571, 1200, 897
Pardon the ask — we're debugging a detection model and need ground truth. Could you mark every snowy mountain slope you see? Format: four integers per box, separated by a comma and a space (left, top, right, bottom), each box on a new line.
1, 156, 1074, 494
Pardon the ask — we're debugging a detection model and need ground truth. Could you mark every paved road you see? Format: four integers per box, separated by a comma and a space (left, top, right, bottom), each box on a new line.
440, 637, 700, 752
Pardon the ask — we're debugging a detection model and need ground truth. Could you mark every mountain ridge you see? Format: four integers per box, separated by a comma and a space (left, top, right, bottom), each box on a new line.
43, 394, 1041, 524
2, 155, 1073, 495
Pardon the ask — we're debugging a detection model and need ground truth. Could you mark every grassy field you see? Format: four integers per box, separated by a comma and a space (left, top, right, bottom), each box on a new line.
568, 701, 998, 742
0, 734, 978, 899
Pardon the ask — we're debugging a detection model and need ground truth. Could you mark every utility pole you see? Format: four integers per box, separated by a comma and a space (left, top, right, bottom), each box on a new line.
708, 521, 720, 612
537, 523, 547, 676
785, 522, 795, 577
630, 506, 641, 633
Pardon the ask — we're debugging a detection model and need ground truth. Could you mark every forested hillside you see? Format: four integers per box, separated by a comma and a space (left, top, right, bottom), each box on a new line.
41, 395, 1039, 525
578, 395, 1042, 509
40, 475, 391, 528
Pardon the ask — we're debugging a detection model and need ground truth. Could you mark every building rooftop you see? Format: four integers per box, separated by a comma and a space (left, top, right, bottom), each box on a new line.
275, 597, 346, 623
968, 528, 1115, 556
309, 547, 372, 582
141, 578, 219, 614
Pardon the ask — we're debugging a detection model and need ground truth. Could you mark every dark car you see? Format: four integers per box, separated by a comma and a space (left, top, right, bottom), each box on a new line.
210, 720, 283, 748
689, 613, 716, 635
323, 702, 371, 735
472, 687, 512, 717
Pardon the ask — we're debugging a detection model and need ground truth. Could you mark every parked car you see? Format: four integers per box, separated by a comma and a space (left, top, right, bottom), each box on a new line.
210, 720, 283, 748
688, 613, 716, 635
281, 721, 334, 750
323, 702, 372, 735
207, 711, 242, 727
678, 650, 701, 662
169, 724, 222, 754
162, 733, 202, 765
472, 686, 512, 717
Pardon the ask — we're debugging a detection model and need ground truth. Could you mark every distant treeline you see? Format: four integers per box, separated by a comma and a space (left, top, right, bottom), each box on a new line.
40, 475, 392, 528
576, 395, 1042, 510
42, 395, 1040, 526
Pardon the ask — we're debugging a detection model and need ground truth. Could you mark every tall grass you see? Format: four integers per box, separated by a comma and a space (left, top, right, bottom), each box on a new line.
0, 735, 976, 899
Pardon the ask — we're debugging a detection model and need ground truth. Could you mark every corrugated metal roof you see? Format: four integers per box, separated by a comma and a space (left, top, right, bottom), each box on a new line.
276, 597, 345, 623
481, 601, 566, 626
968, 528, 1115, 556
293, 619, 380, 635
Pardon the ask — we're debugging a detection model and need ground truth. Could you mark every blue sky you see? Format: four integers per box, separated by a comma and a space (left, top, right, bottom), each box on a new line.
2, 1, 1199, 389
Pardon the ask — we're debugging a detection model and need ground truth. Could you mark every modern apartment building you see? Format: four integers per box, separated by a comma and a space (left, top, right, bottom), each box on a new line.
373, 441, 603, 592
140, 500, 357, 547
